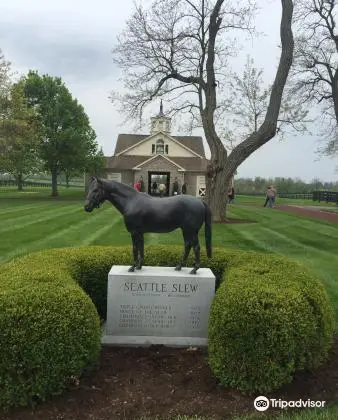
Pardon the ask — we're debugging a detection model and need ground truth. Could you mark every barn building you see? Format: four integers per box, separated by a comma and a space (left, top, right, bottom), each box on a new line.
102, 102, 209, 197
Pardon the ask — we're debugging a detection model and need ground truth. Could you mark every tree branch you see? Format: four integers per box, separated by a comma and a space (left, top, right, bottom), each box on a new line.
226, 0, 294, 174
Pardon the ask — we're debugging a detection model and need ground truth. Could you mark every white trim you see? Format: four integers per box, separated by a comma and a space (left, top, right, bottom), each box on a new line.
132, 154, 186, 171
196, 175, 206, 197
116, 131, 203, 158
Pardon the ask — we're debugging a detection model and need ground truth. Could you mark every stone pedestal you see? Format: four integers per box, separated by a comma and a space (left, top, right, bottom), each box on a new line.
102, 266, 216, 347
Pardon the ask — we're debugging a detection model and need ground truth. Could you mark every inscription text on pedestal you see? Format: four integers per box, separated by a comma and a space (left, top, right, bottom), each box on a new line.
103, 266, 215, 346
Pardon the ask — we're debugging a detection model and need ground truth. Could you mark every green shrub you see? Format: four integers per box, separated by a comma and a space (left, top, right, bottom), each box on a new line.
0, 245, 193, 408
0, 245, 334, 407
208, 252, 335, 393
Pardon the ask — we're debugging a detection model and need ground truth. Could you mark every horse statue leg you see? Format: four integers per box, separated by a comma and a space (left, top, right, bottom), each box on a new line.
136, 233, 144, 270
190, 233, 201, 275
128, 232, 139, 272
175, 230, 192, 271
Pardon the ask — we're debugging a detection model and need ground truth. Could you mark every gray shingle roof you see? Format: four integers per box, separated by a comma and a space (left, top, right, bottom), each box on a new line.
114, 133, 206, 157
105, 155, 209, 171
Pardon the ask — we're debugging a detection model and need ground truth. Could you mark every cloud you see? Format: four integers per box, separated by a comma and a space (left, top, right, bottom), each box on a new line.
0, 21, 116, 82
0, 0, 337, 182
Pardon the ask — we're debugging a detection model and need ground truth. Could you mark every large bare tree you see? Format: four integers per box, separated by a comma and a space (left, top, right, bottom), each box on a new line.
292, 0, 338, 154
111, 0, 294, 221
220, 55, 310, 149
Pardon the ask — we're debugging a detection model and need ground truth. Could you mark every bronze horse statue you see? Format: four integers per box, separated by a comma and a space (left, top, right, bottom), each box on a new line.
84, 177, 212, 274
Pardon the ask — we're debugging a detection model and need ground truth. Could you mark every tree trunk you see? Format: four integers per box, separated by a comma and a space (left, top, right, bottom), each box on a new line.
205, 141, 231, 222
333, 68, 338, 125
205, 0, 294, 217
51, 167, 59, 197
65, 172, 70, 188
206, 167, 233, 222
16, 173, 23, 191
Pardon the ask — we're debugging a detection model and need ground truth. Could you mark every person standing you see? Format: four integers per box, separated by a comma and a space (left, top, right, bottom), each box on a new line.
172, 177, 179, 195
139, 176, 145, 192
152, 181, 158, 194
158, 183, 166, 197
228, 186, 235, 204
264, 185, 277, 208
182, 182, 187, 195
134, 180, 141, 191
269, 185, 277, 207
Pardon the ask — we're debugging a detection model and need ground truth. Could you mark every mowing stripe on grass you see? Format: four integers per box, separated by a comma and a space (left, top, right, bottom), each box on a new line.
1, 210, 119, 263
234, 228, 275, 253
232, 205, 338, 238
259, 226, 336, 258
81, 216, 121, 245
217, 224, 270, 252
292, 219, 338, 239
0, 203, 53, 216
0, 205, 82, 234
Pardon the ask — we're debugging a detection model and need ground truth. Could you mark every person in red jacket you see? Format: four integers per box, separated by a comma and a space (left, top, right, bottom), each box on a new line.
134, 180, 141, 191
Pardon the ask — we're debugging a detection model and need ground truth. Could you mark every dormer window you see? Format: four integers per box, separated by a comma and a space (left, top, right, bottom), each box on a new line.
156, 139, 164, 154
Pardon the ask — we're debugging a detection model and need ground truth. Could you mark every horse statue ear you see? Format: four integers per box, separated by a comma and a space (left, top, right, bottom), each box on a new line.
92, 176, 102, 184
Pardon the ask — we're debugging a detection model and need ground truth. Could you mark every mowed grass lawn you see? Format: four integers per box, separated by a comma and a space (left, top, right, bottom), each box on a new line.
1, 188, 338, 419
1, 188, 338, 321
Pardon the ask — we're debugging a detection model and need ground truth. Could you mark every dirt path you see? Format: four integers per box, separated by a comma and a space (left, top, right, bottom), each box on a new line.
277, 205, 338, 223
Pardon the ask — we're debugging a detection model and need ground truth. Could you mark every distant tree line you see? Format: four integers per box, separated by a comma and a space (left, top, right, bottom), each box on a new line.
234, 177, 338, 195
0, 49, 104, 195
0, 171, 85, 187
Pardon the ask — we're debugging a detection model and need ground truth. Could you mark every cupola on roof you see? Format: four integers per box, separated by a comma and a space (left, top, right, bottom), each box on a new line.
150, 100, 171, 134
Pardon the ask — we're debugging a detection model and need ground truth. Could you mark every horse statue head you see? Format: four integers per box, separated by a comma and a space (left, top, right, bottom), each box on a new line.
84, 177, 106, 212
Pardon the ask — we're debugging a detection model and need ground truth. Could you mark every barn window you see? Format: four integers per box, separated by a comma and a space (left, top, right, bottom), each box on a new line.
156, 139, 164, 154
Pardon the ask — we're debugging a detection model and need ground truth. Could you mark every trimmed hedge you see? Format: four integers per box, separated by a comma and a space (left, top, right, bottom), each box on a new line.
0, 245, 335, 407
208, 253, 335, 393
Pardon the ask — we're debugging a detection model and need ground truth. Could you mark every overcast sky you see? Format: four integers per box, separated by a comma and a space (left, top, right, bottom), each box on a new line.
1, 0, 337, 182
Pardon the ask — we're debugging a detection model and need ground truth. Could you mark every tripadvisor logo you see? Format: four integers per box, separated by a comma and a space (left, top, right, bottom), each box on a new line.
254, 396, 326, 411
254, 396, 270, 411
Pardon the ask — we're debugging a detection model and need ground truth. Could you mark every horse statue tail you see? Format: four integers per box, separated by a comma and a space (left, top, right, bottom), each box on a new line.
203, 201, 212, 258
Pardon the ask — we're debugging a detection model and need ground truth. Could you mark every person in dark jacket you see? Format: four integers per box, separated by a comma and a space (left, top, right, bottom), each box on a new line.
152, 181, 158, 194
172, 177, 179, 195
182, 182, 187, 195
139, 176, 145, 192
228, 186, 235, 204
